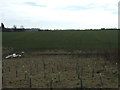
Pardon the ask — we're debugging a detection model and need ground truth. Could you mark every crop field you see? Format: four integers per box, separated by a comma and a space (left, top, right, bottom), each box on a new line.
2, 30, 118, 50
2, 30, 119, 88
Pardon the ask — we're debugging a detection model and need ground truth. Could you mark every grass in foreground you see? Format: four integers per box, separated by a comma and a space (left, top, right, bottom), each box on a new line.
2, 52, 118, 88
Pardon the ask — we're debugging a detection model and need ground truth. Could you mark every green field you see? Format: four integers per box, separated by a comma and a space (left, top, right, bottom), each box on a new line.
2, 30, 119, 88
2, 30, 118, 50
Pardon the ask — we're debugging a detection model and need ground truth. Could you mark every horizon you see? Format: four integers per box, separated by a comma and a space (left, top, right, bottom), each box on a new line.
1, 22, 118, 30
0, 0, 118, 29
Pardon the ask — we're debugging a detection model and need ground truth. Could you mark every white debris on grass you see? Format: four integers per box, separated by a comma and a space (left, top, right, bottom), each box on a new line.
25, 71, 27, 73
5, 55, 13, 59
21, 51, 25, 54
18, 54, 21, 57
5, 53, 22, 59
13, 53, 18, 57
22, 65, 24, 68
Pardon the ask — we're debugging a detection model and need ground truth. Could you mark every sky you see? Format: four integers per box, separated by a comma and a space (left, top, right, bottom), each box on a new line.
0, 0, 119, 29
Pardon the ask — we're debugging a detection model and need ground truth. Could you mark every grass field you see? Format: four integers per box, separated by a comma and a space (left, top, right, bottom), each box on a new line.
2, 54, 118, 88
2, 30, 118, 50
2, 30, 119, 88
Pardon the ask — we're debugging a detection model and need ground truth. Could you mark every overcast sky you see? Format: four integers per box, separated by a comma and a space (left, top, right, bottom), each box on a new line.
0, 0, 119, 29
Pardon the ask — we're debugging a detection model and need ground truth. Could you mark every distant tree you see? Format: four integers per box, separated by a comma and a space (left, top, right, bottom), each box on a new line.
13, 25, 17, 29
20, 25, 24, 29
1, 23, 5, 31
1, 23, 4, 29
101, 28, 105, 30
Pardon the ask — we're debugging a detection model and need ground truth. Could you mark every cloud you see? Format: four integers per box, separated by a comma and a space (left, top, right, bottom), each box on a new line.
0, 0, 119, 29
59, 6, 90, 11
24, 2, 47, 7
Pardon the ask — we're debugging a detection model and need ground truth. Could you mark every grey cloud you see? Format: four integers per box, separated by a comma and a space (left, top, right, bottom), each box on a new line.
24, 2, 47, 7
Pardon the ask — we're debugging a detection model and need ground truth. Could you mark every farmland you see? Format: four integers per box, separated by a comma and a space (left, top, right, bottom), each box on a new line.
2, 30, 119, 88
2, 30, 118, 50
2, 54, 118, 88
